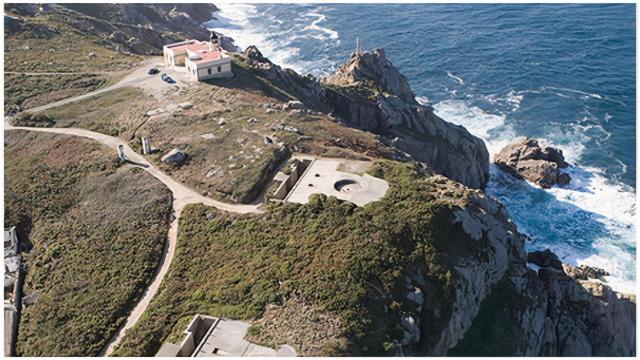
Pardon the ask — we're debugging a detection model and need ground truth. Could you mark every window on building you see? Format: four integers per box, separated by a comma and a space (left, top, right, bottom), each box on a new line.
208, 68, 212, 75
218, 65, 222, 73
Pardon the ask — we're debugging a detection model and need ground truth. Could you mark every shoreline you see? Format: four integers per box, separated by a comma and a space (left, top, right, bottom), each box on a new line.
205, 4, 636, 294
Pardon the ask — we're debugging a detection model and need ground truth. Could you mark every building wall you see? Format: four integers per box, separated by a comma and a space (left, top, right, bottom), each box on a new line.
196, 61, 232, 81
173, 53, 186, 66
163, 48, 186, 67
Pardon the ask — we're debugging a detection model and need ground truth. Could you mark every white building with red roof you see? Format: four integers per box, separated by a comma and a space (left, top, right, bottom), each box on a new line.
163, 32, 233, 81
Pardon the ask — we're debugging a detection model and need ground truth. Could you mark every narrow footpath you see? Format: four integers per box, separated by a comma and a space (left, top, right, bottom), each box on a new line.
5, 119, 262, 355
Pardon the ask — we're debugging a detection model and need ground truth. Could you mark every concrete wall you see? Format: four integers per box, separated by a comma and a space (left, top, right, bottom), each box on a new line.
271, 159, 312, 200
163, 48, 186, 67
174, 315, 217, 356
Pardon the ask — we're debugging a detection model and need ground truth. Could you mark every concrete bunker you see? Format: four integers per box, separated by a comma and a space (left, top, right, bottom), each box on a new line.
155, 314, 296, 357
272, 157, 389, 207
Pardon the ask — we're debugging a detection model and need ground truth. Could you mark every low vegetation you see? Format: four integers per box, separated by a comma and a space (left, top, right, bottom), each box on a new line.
32, 86, 157, 136
5, 10, 141, 73
4, 131, 172, 356
4, 73, 111, 113
4, 4, 140, 116
112, 161, 475, 356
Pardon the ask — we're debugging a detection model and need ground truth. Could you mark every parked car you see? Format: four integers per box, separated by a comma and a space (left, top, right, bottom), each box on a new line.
161, 74, 175, 84
148, 68, 159, 75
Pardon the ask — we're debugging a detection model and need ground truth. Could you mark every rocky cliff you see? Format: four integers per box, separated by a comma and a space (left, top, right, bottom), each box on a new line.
4, 3, 237, 55
393, 184, 636, 357
239, 47, 490, 189
231, 48, 635, 355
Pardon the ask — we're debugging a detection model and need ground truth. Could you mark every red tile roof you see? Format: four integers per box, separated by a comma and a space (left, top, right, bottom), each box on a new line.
191, 50, 223, 64
165, 40, 227, 65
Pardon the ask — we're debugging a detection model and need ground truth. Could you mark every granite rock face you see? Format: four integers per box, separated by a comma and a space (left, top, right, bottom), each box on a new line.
464, 248, 637, 357
241, 46, 490, 189
223, 42, 633, 357
537, 261, 635, 356
397, 191, 635, 357
321, 50, 490, 189
382, 181, 529, 355
494, 138, 571, 188
323, 48, 416, 103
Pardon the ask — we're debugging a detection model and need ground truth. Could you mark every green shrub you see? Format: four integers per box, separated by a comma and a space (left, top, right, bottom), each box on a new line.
4, 131, 172, 356
12, 112, 56, 127
113, 160, 476, 356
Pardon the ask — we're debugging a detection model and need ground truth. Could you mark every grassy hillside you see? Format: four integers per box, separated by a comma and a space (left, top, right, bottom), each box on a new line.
4, 73, 113, 113
4, 5, 142, 113
4, 131, 172, 356
112, 161, 476, 356
17, 60, 403, 204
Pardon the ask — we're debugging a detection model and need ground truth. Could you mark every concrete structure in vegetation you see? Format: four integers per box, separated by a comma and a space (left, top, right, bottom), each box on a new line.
276, 157, 389, 206
4, 226, 23, 357
155, 315, 296, 357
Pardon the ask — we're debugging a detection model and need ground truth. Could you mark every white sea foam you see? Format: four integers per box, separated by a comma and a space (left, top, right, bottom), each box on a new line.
415, 96, 431, 106
446, 70, 464, 85
434, 99, 636, 293
433, 99, 514, 157
541, 86, 604, 100
302, 12, 340, 41
205, 3, 339, 76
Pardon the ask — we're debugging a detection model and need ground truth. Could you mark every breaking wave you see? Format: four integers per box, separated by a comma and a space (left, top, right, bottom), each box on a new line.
205, 4, 635, 293
205, 3, 339, 76
433, 98, 636, 293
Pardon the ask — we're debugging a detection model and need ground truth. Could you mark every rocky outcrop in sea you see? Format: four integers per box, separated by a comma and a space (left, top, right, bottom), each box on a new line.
494, 138, 571, 188
235, 46, 635, 355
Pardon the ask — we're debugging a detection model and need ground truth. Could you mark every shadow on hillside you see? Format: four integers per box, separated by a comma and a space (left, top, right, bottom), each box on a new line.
124, 159, 149, 168
203, 61, 293, 103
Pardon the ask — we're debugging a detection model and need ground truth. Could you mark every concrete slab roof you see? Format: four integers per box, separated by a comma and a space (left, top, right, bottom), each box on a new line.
194, 319, 280, 357
285, 158, 389, 206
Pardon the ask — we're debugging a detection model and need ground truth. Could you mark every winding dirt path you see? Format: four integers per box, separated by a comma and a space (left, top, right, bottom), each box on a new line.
4, 120, 262, 355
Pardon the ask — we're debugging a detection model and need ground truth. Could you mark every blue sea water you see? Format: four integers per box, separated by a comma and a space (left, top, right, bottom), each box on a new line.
206, 3, 636, 292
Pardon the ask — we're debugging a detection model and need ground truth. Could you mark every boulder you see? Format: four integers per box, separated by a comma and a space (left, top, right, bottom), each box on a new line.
494, 138, 571, 188
563, 264, 610, 281
527, 249, 563, 270
200, 133, 215, 140
161, 148, 187, 166
283, 100, 306, 111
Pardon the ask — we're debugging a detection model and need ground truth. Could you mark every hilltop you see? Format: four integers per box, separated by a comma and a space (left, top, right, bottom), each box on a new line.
3, 3, 635, 357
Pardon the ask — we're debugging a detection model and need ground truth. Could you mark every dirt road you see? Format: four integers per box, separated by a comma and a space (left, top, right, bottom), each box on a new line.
5, 120, 262, 355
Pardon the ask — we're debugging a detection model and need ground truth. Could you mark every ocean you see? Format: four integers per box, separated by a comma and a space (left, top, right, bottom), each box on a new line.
205, 3, 636, 293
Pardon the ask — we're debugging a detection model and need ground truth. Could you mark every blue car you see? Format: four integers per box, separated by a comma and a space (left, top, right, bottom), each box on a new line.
161, 74, 175, 84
